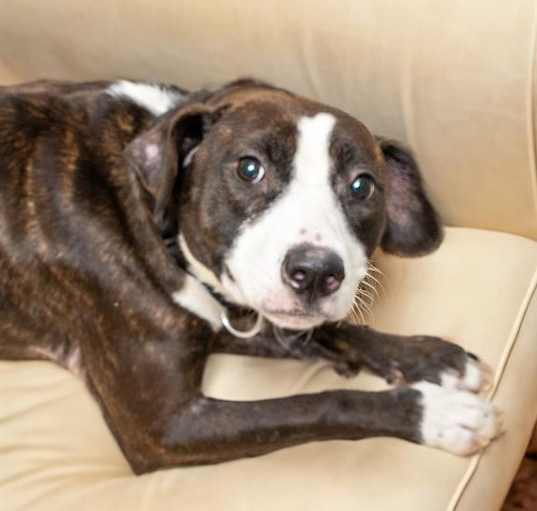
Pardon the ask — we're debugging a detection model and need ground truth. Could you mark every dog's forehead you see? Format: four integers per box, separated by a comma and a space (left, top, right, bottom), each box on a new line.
211, 88, 380, 160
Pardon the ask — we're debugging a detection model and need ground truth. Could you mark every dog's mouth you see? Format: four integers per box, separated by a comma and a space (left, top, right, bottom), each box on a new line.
262, 308, 326, 330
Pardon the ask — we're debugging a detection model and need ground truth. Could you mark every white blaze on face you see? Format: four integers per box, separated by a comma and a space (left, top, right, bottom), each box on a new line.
222, 112, 369, 329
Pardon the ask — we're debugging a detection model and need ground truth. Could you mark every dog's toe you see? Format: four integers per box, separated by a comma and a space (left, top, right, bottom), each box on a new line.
333, 360, 362, 378
440, 356, 493, 394
413, 381, 502, 456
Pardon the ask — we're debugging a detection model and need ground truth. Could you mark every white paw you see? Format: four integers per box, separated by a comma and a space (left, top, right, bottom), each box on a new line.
414, 381, 502, 455
440, 356, 493, 393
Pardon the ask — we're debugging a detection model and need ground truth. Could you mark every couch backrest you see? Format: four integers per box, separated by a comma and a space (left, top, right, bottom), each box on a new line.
1, 0, 536, 239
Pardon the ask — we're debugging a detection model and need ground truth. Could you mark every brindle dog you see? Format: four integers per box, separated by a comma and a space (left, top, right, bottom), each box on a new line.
0, 79, 500, 474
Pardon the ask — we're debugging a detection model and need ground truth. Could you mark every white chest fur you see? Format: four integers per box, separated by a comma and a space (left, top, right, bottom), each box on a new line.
172, 275, 223, 331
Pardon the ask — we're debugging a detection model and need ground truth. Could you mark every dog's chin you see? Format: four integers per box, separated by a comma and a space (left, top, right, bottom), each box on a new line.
262, 311, 326, 331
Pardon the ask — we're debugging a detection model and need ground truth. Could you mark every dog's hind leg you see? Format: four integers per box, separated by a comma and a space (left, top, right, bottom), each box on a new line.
0, 303, 81, 373
0, 326, 81, 374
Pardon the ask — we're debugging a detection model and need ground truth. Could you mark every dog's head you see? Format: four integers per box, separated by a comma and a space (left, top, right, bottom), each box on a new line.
126, 80, 442, 330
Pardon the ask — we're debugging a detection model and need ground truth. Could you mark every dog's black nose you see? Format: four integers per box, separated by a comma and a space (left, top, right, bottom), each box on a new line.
282, 244, 345, 300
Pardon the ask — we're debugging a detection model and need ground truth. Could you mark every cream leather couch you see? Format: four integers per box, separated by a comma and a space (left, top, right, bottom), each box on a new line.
1, 2, 537, 510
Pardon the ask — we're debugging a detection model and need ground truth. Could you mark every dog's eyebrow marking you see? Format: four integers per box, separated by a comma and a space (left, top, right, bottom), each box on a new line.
294, 113, 336, 185
107, 80, 185, 116
172, 274, 223, 331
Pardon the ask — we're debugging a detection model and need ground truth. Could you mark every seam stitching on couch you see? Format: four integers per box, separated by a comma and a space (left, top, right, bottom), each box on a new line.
447, 261, 537, 511
526, 2, 537, 236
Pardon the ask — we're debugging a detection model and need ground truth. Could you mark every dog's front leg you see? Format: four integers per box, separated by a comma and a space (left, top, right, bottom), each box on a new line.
211, 322, 492, 388
136, 386, 426, 472
129, 383, 500, 473
91, 321, 500, 474
313, 323, 493, 392
211, 327, 364, 378
211, 327, 327, 361
212, 332, 297, 359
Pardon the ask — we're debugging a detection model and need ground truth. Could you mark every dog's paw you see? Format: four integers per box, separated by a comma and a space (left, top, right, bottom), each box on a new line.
332, 360, 362, 378
385, 336, 493, 394
439, 354, 493, 393
413, 381, 502, 456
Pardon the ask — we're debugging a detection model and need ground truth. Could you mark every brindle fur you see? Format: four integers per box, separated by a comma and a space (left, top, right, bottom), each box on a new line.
0, 79, 472, 474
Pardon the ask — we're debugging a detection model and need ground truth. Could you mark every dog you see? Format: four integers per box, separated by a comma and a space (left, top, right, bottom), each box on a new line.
0, 78, 501, 474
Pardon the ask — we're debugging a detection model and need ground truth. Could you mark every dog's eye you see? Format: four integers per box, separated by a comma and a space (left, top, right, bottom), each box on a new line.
351, 174, 376, 200
237, 157, 265, 183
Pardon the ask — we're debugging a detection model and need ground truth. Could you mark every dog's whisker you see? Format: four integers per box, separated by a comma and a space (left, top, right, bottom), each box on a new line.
355, 294, 373, 317
352, 296, 369, 323
364, 272, 384, 290
356, 293, 374, 311
273, 325, 314, 352
350, 300, 364, 325
357, 306, 368, 324
357, 302, 372, 320
367, 262, 383, 275
357, 288, 375, 304
360, 278, 379, 297
354, 306, 366, 325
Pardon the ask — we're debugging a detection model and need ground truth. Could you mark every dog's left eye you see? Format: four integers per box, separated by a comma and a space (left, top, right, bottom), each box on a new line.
351, 174, 376, 200
237, 157, 265, 183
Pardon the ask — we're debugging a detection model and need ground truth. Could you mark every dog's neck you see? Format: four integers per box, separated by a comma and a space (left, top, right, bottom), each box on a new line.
178, 233, 226, 296
173, 232, 267, 335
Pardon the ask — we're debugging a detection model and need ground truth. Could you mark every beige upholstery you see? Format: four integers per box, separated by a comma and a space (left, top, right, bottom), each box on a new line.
1, 2, 537, 510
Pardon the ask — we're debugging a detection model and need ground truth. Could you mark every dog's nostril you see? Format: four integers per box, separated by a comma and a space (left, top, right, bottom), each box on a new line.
289, 268, 311, 290
324, 274, 342, 294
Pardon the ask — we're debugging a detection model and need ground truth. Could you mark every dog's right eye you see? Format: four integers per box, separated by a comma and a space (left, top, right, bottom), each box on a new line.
350, 174, 376, 200
237, 157, 265, 183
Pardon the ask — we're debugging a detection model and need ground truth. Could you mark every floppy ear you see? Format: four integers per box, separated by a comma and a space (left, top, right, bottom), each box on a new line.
379, 139, 443, 256
124, 102, 219, 233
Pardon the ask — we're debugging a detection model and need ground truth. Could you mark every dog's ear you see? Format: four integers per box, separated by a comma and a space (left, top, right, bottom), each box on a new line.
379, 139, 443, 256
125, 102, 222, 231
